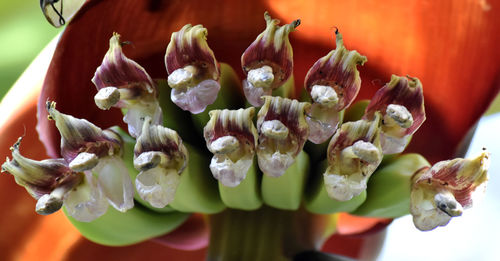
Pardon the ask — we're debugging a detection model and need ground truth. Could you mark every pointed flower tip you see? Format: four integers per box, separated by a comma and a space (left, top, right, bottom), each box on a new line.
2, 137, 71, 199
410, 151, 490, 231
304, 31, 366, 113
46, 102, 122, 162
324, 116, 382, 201
256, 96, 310, 177
241, 12, 300, 103
204, 108, 258, 187
45, 100, 57, 120
93, 32, 155, 93
134, 117, 188, 207
1, 138, 102, 219
165, 24, 220, 114
93, 33, 162, 137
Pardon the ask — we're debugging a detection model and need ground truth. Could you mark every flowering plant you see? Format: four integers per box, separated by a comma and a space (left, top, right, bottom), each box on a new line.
1, 0, 499, 260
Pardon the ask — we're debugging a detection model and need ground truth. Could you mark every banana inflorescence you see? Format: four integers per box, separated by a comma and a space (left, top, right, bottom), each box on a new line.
3, 15, 490, 248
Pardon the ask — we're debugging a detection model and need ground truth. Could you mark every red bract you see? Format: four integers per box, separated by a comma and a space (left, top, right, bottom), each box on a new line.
1, 0, 499, 260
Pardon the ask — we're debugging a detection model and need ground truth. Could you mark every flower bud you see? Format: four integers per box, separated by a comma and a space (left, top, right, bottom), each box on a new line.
241, 12, 300, 106
256, 96, 310, 177
134, 117, 188, 208
92, 33, 162, 137
324, 113, 382, 201
165, 24, 221, 114
364, 75, 425, 154
46, 101, 134, 212
204, 108, 258, 187
304, 29, 367, 144
410, 151, 489, 231
46, 101, 122, 162
0, 138, 108, 221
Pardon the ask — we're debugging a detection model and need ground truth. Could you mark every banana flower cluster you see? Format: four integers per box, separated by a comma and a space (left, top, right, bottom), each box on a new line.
1, 0, 498, 260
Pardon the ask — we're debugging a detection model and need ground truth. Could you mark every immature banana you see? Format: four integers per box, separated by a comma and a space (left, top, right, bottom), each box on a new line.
304, 160, 366, 214
64, 205, 189, 246
203, 107, 262, 210
343, 99, 370, 123
261, 151, 309, 210
157, 79, 204, 146
218, 160, 263, 210
352, 153, 430, 218
271, 75, 295, 99
169, 144, 226, 214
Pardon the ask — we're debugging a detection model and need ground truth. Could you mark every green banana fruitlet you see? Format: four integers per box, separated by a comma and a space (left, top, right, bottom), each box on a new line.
169, 144, 226, 214
64, 205, 189, 246
218, 160, 263, 210
304, 160, 366, 214
261, 151, 309, 210
343, 99, 370, 122
157, 79, 204, 146
352, 153, 430, 218
271, 75, 295, 99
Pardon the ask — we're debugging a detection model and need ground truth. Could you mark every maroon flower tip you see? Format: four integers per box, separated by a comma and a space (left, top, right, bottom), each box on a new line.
45, 101, 121, 162
165, 24, 220, 82
241, 11, 300, 89
92, 32, 156, 96
204, 108, 258, 148
365, 75, 425, 137
203, 108, 258, 187
304, 30, 367, 111
256, 96, 310, 177
134, 117, 188, 173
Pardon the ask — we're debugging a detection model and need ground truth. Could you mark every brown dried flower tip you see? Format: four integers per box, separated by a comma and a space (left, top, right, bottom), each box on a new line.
241, 12, 300, 106
364, 75, 425, 154
165, 24, 221, 114
410, 151, 489, 231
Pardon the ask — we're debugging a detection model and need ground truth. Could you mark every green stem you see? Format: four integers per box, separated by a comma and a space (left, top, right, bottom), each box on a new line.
207, 206, 329, 261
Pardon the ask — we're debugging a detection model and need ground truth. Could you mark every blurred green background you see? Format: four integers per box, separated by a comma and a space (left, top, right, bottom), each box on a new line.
0, 1, 61, 98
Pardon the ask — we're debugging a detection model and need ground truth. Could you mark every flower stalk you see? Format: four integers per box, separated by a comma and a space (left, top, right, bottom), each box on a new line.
207, 207, 335, 261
